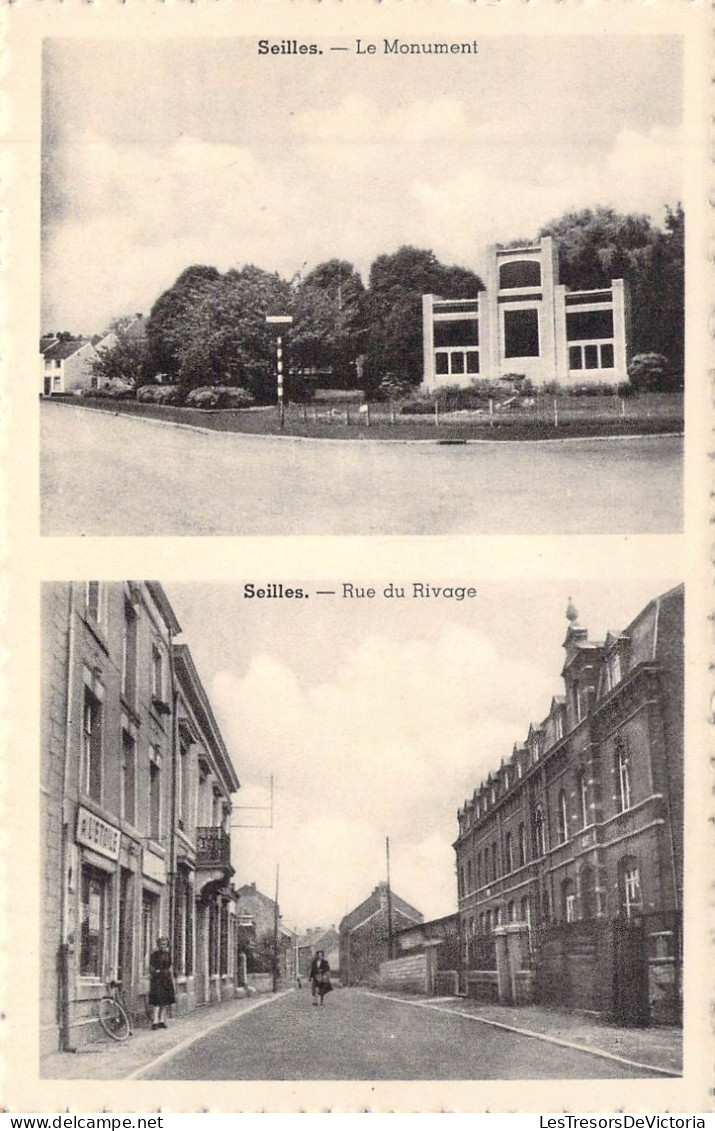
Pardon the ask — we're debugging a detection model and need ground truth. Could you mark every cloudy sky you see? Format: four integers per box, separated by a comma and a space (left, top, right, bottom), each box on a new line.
42, 35, 682, 334
164, 577, 680, 933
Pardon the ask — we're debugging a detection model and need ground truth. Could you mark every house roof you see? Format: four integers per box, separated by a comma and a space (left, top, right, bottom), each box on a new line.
339, 883, 423, 935
296, 926, 339, 951
174, 642, 240, 794
43, 338, 93, 361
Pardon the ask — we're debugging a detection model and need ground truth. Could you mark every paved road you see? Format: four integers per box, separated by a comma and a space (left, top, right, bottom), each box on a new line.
41, 403, 682, 536
140, 989, 661, 1080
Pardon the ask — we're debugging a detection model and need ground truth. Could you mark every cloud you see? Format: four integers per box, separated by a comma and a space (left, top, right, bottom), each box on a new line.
212, 624, 551, 925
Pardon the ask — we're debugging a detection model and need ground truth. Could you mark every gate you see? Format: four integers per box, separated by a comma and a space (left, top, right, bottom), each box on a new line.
612, 915, 649, 1026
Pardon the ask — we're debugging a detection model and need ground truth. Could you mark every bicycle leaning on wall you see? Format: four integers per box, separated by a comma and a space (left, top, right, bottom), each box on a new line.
98, 979, 133, 1042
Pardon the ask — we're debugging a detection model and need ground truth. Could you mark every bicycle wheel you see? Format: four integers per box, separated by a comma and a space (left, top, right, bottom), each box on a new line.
98, 996, 131, 1042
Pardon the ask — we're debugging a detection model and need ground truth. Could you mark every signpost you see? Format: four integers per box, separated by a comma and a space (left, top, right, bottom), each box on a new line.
266, 315, 293, 429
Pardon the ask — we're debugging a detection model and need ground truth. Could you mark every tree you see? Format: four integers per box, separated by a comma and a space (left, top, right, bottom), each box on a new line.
364, 246, 484, 388
538, 205, 684, 375
291, 259, 367, 388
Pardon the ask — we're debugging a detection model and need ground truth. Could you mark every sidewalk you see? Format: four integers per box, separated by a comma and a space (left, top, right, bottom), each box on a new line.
368, 991, 682, 1075
41, 990, 290, 1081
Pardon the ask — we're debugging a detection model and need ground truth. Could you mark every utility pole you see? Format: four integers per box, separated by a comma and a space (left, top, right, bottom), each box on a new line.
386, 837, 394, 961
272, 863, 280, 993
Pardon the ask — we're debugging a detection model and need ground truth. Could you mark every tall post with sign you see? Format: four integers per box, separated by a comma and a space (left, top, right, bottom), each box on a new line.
266, 315, 293, 430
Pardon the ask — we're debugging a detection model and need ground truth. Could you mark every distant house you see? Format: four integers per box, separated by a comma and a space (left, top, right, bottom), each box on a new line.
339, 883, 423, 986
295, 926, 340, 979
40, 337, 98, 396
235, 882, 296, 982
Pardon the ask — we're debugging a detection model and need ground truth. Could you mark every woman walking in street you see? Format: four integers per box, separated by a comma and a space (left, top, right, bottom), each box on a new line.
149, 936, 176, 1030
308, 950, 332, 1006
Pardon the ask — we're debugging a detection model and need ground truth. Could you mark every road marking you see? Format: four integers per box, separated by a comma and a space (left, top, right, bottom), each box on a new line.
41, 401, 683, 447
362, 992, 679, 1078
128, 991, 294, 1080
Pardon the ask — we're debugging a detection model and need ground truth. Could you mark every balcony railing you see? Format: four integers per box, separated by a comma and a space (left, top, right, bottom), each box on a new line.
196, 826, 231, 867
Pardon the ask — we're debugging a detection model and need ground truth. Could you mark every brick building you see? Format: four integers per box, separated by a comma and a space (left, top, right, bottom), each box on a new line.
453, 585, 683, 1019
40, 582, 241, 1054
339, 883, 423, 986
295, 926, 340, 979
235, 882, 297, 983
422, 236, 629, 390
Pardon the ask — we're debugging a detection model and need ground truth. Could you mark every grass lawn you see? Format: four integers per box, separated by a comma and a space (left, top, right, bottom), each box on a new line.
46, 393, 683, 442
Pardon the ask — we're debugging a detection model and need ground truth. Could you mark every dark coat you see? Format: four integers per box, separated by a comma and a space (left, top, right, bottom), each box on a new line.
309, 956, 330, 981
149, 948, 176, 1006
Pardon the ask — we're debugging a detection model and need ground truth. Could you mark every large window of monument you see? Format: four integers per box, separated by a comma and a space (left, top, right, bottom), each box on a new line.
499, 260, 541, 290
566, 309, 614, 340
504, 308, 540, 358
433, 318, 479, 348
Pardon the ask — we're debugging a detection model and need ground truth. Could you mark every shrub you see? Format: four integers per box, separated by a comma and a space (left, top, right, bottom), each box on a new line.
617, 381, 635, 398
627, 352, 681, 393
136, 385, 159, 403
183, 386, 255, 410
185, 387, 222, 409
81, 387, 100, 398
221, 387, 255, 408
374, 375, 413, 402
400, 400, 437, 415
152, 385, 184, 406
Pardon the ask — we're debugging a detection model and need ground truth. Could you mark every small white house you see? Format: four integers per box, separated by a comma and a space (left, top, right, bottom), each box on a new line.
40, 338, 99, 396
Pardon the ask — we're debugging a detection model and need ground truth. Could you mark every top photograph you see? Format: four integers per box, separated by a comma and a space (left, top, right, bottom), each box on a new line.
39, 33, 685, 536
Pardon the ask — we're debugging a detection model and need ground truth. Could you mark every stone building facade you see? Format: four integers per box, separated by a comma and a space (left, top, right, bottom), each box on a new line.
422, 236, 629, 390
40, 582, 241, 1054
454, 585, 683, 964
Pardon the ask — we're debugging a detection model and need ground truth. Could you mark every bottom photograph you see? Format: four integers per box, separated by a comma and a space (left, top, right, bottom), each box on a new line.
40, 578, 684, 1081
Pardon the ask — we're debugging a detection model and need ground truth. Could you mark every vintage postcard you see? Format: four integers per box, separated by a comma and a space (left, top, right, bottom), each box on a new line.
1, 0, 711, 1117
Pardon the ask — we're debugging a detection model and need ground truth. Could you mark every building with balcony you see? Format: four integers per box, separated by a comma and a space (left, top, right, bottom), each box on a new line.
40, 583, 241, 1055
422, 236, 629, 390
453, 585, 683, 1021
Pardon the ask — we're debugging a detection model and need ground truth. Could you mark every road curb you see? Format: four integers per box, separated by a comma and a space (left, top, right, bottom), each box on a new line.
128, 990, 294, 1080
363, 992, 679, 1078
41, 401, 684, 448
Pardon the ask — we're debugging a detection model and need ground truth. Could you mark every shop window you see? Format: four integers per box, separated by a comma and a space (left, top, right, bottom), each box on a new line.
121, 730, 136, 826
80, 865, 108, 978
122, 600, 137, 705
82, 688, 103, 803
433, 318, 479, 348
557, 790, 568, 844
149, 750, 161, 841
584, 344, 599, 369
499, 260, 541, 290
504, 308, 540, 358
141, 891, 159, 974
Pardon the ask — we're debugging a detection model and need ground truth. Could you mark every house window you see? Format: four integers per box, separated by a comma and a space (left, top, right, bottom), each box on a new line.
557, 790, 568, 844
466, 859, 473, 892
554, 712, 564, 741
79, 865, 109, 978
608, 651, 622, 689
504, 831, 513, 874
619, 856, 642, 918
82, 688, 103, 802
149, 748, 161, 841
491, 842, 499, 881
520, 896, 530, 931
616, 741, 632, 811
151, 644, 164, 700
85, 582, 103, 624
476, 851, 482, 888
507, 900, 516, 922
533, 806, 546, 858
141, 891, 159, 974
122, 600, 137, 705
579, 771, 589, 828
518, 822, 526, 867
504, 308, 540, 358
121, 730, 136, 826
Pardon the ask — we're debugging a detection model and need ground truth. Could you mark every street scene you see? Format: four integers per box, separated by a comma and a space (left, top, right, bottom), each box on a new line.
41, 579, 684, 1080
39, 36, 684, 536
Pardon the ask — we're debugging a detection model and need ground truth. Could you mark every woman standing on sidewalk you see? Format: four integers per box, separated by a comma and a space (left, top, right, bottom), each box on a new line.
308, 950, 332, 1006
149, 936, 176, 1030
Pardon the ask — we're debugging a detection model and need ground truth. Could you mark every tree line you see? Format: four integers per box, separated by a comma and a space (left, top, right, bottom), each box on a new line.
93, 205, 684, 399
